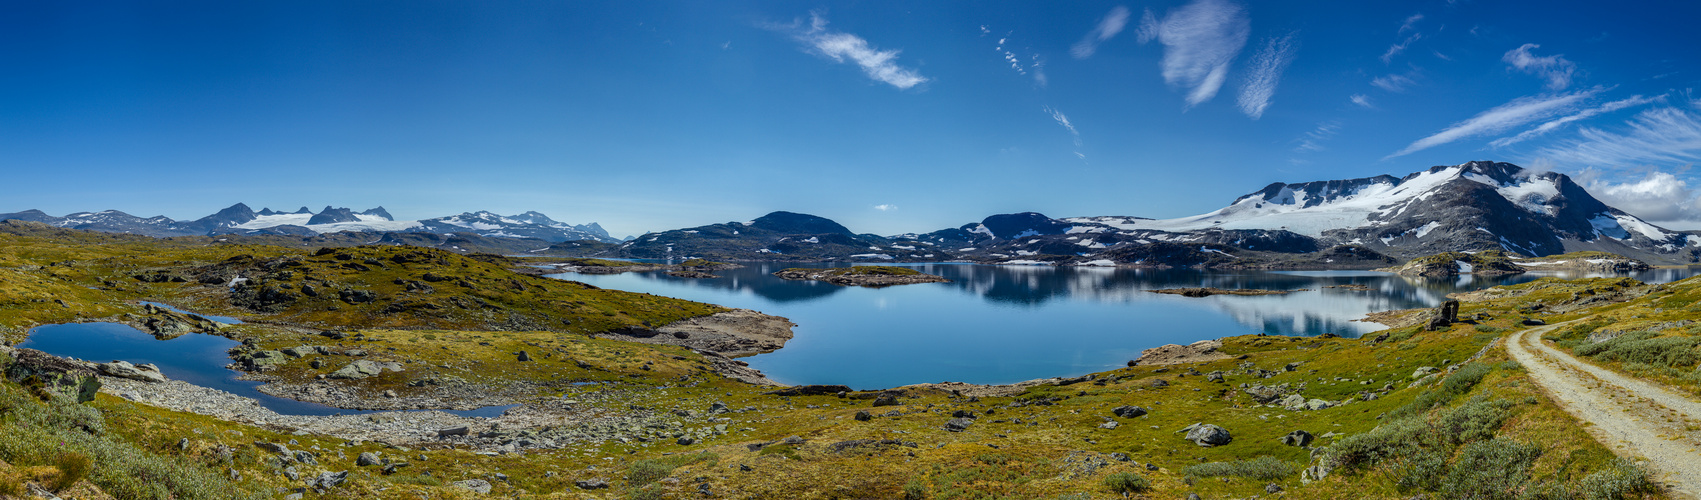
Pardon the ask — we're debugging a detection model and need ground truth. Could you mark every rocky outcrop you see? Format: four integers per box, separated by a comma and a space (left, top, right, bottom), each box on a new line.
1182, 423, 1232, 447
121, 303, 226, 339
1, 347, 101, 402
97, 360, 167, 383
1425, 300, 1460, 331
1130, 340, 1231, 366
597, 309, 796, 358
771, 267, 949, 288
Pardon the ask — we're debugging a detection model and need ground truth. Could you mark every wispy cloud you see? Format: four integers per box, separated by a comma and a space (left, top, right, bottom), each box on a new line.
1295, 121, 1340, 153
1237, 33, 1299, 119
1386, 88, 1601, 159
1381, 34, 1420, 64
873, 204, 898, 212
988, 30, 1048, 87
1137, 0, 1251, 108
1535, 106, 1701, 167
1398, 13, 1424, 33
1503, 43, 1577, 90
1045, 106, 1082, 146
1072, 6, 1131, 59
1350, 94, 1375, 108
1577, 170, 1701, 224
1370, 73, 1417, 92
1490, 94, 1661, 148
780, 13, 928, 90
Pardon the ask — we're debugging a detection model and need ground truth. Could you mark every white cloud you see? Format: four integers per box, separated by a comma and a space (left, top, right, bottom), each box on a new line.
1535, 106, 1701, 167
1294, 121, 1340, 153
1370, 73, 1416, 92
785, 14, 928, 90
1381, 34, 1420, 64
1578, 170, 1701, 224
1386, 88, 1600, 159
1138, 0, 1251, 108
1237, 33, 1298, 119
873, 204, 898, 212
1490, 94, 1661, 148
1350, 94, 1375, 108
1399, 13, 1424, 33
1072, 6, 1132, 59
1045, 106, 1082, 146
1503, 44, 1577, 91
1031, 54, 1048, 87
1136, 8, 1159, 43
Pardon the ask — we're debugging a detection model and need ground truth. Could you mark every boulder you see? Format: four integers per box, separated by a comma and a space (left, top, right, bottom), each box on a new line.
1280, 394, 1307, 410
1426, 300, 1460, 331
854, 411, 873, 421
944, 418, 974, 432
516, 351, 532, 362
1279, 430, 1314, 447
1305, 399, 1332, 411
314, 470, 348, 489
97, 360, 167, 383
1112, 405, 1148, 418
357, 452, 381, 466
1099, 421, 1119, 429
871, 393, 901, 407
575, 479, 610, 490
1182, 423, 1232, 447
1411, 366, 1438, 379
437, 427, 470, 438
451, 479, 492, 494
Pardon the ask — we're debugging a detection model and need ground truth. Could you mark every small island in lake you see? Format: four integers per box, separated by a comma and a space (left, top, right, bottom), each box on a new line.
771, 266, 950, 287
1149, 287, 1297, 297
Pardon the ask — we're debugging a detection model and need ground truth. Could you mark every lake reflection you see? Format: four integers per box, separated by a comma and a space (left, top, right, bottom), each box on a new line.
559, 264, 1696, 390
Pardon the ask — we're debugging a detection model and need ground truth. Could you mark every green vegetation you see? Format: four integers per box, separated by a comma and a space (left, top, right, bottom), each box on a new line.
0, 224, 1687, 498
777, 265, 925, 276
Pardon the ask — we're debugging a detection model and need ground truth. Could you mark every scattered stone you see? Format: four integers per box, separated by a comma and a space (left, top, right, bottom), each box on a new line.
1267, 483, 1283, 493
708, 401, 730, 413
677, 437, 696, 446
1150, 379, 1170, 388
944, 418, 974, 432
1306, 399, 1332, 411
1411, 366, 1438, 379
314, 471, 348, 489
1182, 423, 1231, 447
575, 479, 610, 490
1279, 430, 1314, 447
1111, 405, 1148, 418
293, 450, 319, 465
452, 479, 493, 494
872, 393, 901, 407
436, 427, 469, 438
854, 411, 872, 421
1099, 421, 1119, 430
1281, 394, 1307, 410
1109, 452, 1130, 462
357, 452, 380, 466
517, 351, 532, 362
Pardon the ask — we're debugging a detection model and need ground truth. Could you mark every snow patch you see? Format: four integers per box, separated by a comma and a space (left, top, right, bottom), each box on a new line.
849, 253, 894, 260
1081, 259, 1117, 267
1413, 221, 1442, 239
1455, 260, 1473, 273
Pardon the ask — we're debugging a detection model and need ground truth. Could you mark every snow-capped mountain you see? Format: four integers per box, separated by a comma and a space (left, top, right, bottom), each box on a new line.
1056, 161, 1698, 262
0, 204, 616, 243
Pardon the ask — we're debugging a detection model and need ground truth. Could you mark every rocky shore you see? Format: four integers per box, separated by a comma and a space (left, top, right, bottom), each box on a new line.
1149, 287, 1296, 297
596, 308, 796, 360
771, 267, 949, 287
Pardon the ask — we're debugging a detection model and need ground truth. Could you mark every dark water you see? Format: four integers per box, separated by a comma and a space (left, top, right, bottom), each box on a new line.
557, 263, 1700, 390
19, 322, 515, 417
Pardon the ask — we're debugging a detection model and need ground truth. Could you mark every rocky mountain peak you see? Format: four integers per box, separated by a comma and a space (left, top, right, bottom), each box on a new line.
198, 203, 257, 228
360, 207, 394, 221
750, 211, 852, 236
980, 212, 1071, 239
307, 207, 360, 225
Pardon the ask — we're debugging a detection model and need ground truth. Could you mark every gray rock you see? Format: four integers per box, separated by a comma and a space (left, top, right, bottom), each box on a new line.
1111, 405, 1148, 418
357, 452, 381, 466
327, 359, 400, 379
872, 393, 900, 407
854, 411, 873, 421
1302, 464, 1330, 483
437, 426, 470, 438
1279, 430, 1314, 447
575, 479, 609, 490
944, 418, 974, 432
98, 360, 167, 383
1150, 378, 1170, 388
452, 479, 492, 494
1281, 394, 1307, 410
293, 450, 318, 465
282, 466, 299, 481
1411, 366, 1438, 379
517, 350, 532, 362
1267, 483, 1283, 493
314, 470, 348, 489
1426, 300, 1459, 331
781, 435, 805, 445
253, 441, 290, 455
709, 401, 730, 413
1305, 398, 1332, 411
1183, 423, 1231, 447
1099, 421, 1119, 429
677, 437, 696, 445
1109, 452, 1130, 462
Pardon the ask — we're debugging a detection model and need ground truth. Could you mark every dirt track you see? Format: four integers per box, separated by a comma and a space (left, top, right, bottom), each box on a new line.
1507, 323, 1701, 499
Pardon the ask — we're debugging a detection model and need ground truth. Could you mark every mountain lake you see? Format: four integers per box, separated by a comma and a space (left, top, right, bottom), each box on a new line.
555, 263, 1701, 390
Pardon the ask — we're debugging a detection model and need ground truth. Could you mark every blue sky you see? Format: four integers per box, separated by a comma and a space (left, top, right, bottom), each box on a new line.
3, 1, 1699, 237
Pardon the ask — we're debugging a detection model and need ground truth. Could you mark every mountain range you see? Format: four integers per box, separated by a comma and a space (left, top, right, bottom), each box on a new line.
0, 204, 618, 243
564, 161, 1701, 266
7, 161, 1698, 266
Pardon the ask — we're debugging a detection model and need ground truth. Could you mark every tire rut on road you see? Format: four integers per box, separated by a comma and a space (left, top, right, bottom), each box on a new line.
1507, 323, 1701, 499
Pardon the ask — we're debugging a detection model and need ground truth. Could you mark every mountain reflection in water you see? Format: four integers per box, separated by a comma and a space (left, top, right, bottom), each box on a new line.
554, 263, 1697, 389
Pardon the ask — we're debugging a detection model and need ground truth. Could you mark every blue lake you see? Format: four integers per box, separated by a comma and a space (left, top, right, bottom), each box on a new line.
19, 321, 514, 417
557, 263, 1700, 390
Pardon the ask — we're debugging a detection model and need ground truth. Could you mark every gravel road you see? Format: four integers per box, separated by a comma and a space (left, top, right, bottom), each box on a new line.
1508, 322, 1701, 499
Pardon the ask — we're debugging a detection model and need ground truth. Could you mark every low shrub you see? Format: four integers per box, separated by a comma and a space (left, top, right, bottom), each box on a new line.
1183, 456, 1298, 481
47, 452, 91, 491
1103, 473, 1150, 493
1573, 459, 1656, 500
1441, 438, 1541, 500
